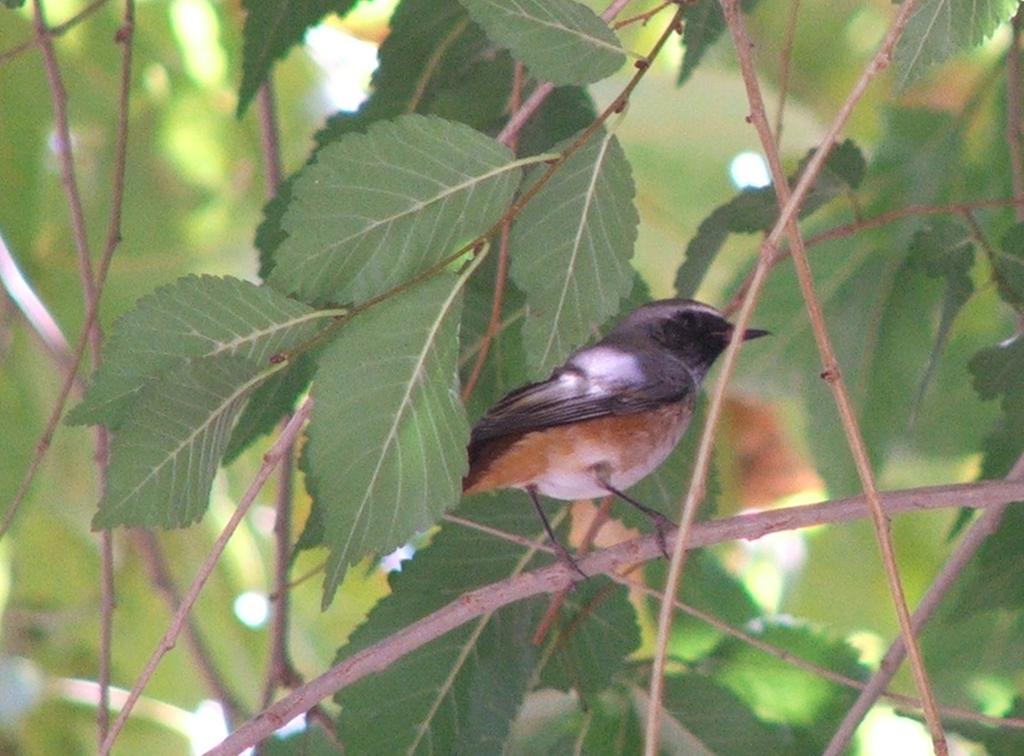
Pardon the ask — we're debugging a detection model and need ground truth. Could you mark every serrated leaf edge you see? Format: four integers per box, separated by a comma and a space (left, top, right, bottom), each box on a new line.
323, 277, 468, 589
408, 542, 536, 751
537, 128, 624, 368
101, 363, 282, 518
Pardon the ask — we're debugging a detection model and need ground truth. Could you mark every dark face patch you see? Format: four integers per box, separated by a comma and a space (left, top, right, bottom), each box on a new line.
652, 309, 733, 372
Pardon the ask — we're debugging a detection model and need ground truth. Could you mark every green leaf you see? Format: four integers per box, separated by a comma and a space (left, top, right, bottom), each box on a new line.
257, 0, 515, 281
67, 275, 324, 429
578, 688, 645, 755
937, 697, 1024, 755
728, 112, 975, 497
516, 85, 597, 157
222, 352, 318, 463
678, 0, 763, 86
268, 115, 522, 306
645, 550, 758, 663
317, 0, 508, 140
660, 674, 799, 755
907, 219, 976, 414
236, 0, 360, 116
306, 274, 469, 604
258, 725, 339, 755
675, 140, 866, 298
94, 356, 274, 529
969, 331, 1024, 417
892, 0, 1019, 91
460, 251, 530, 422
459, 0, 624, 85
711, 621, 865, 750
953, 334, 1024, 613
539, 579, 640, 701
510, 128, 639, 377
993, 222, 1024, 309
335, 495, 548, 754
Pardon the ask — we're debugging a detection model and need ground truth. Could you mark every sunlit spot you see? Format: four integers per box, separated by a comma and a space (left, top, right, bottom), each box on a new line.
846, 630, 885, 667
250, 505, 277, 536
233, 591, 269, 628
305, 24, 379, 113
380, 544, 415, 572
189, 700, 233, 755
729, 151, 771, 189
143, 63, 171, 101
0, 657, 43, 725
729, 527, 807, 613
170, 0, 227, 87
857, 706, 933, 756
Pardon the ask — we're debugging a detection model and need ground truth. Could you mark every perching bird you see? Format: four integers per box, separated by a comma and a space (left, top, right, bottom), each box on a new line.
463, 299, 768, 572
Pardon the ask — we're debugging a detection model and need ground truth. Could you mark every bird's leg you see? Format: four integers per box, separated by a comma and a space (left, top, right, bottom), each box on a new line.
526, 486, 587, 580
594, 468, 676, 559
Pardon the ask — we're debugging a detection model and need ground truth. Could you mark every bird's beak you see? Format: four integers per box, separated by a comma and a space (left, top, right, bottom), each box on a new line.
741, 327, 770, 341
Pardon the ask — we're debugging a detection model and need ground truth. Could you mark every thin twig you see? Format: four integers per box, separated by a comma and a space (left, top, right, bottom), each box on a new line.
0, 233, 79, 386
824, 453, 1024, 754
619, 578, 1024, 731
34, 0, 97, 310
773, 0, 801, 143
531, 496, 616, 646
460, 62, 524, 401
99, 400, 313, 755
256, 79, 302, 710
644, 236, 775, 755
98, 531, 114, 743
130, 531, 248, 723
96, 2, 135, 742
614, 1, 675, 30
0, 0, 110, 65
458, 218, 509, 396
719, 1, 948, 752
1006, 9, 1024, 221
495, 0, 638, 146
257, 82, 283, 198
725, 197, 1024, 314
32, 0, 129, 743
442, 513, 553, 552
644, 1, 934, 753
4, 0, 136, 536
207, 477, 1024, 754
261, 428, 302, 706
805, 198, 1024, 248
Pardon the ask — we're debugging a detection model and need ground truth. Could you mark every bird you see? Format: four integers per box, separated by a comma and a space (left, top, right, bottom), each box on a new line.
462, 298, 768, 574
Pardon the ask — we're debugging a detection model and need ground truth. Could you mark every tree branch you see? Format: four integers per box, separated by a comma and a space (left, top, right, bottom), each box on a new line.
99, 400, 313, 754
714, 0, 949, 752
130, 530, 249, 724
726, 197, 1024, 316
824, 453, 1024, 754
0, 0, 110, 65
773, 0, 801, 143
646, 1, 939, 753
208, 478, 1024, 754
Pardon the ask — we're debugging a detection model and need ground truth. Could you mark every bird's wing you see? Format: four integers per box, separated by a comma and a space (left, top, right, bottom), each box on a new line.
469, 361, 693, 447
